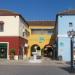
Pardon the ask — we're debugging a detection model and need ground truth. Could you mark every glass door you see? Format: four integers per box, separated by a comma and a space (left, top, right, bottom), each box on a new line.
0, 43, 7, 58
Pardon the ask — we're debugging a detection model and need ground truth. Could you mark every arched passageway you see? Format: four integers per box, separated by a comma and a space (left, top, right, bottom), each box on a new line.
44, 45, 54, 59
31, 44, 40, 56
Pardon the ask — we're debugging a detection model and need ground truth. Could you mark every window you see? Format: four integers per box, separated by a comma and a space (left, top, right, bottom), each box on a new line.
60, 15, 63, 18
23, 30, 30, 37
25, 29, 30, 37
31, 29, 54, 35
23, 32, 25, 36
0, 21, 4, 32
69, 22, 73, 27
47, 29, 54, 35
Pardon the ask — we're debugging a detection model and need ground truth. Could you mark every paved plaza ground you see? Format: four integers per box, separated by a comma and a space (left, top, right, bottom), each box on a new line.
0, 58, 75, 75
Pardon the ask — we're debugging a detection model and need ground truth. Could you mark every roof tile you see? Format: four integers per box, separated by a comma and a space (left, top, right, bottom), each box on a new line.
28, 21, 55, 26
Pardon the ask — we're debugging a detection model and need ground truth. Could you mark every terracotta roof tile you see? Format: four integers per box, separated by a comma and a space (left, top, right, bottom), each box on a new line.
28, 21, 55, 26
0, 9, 19, 15
58, 10, 75, 15
0, 9, 29, 26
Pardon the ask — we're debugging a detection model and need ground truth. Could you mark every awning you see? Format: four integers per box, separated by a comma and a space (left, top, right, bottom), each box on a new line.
44, 44, 52, 48
46, 45, 52, 47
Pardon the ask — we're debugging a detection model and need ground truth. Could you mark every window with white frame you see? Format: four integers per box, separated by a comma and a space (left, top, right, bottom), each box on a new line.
31, 29, 54, 35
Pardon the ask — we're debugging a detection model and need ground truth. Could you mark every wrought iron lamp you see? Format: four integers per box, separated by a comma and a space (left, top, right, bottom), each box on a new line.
67, 29, 75, 72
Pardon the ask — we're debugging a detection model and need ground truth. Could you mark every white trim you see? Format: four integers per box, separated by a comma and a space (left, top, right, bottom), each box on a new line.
23, 47, 25, 60
23, 55, 26, 60
73, 55, 75, 60
0, 42, 9, 60
14, 55, 18, 60
31, 28, 54, 29
57, 34, 68, 37
25, 43, 28, 47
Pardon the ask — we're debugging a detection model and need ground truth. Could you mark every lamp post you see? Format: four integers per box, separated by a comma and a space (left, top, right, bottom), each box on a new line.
67, 29, 75, 72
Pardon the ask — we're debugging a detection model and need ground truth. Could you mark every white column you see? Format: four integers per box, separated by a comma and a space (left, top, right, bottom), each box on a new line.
7, 55, 10, 60
14, 55, 18, 60
23, 47, 27, 60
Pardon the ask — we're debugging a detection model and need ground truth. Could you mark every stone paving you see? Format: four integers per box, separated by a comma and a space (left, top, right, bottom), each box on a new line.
0, 57, 75, 75
0, 57, 69, 67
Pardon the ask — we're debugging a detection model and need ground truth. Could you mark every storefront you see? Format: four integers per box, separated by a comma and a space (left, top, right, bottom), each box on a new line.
0, 43, 8, 58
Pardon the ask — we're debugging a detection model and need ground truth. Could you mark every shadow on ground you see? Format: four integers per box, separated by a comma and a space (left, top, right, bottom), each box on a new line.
58, 66, 75, 74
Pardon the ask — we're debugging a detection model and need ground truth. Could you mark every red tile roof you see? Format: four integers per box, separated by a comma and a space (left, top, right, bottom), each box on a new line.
0, 9, 19, 15
0, 9, 29, 26
28, 21, 55, 26
58, 9, 75, 15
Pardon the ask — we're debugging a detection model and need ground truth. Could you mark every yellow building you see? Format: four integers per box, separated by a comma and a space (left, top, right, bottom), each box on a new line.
28, 21, 55, 57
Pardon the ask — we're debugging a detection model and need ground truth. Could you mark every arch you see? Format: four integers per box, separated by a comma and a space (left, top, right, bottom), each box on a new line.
44, 44, 54, 58
31, 44, 40, 56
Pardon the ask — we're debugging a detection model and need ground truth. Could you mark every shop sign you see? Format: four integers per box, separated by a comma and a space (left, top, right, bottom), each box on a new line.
39, 37, 45, 43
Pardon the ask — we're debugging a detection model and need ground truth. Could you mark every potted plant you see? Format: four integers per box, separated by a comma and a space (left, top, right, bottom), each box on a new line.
10, 48, 15, 60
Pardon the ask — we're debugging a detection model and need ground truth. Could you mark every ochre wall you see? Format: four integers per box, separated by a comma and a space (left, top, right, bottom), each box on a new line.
28, 25, 55, 57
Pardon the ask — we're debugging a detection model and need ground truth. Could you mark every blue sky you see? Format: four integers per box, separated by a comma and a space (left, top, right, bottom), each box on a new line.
0, 0, 75, 21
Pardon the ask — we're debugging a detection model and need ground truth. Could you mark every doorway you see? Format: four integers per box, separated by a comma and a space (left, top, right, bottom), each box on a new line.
0, 43, 7, 58
31, 44, 41, 56
44, 45, 54, 59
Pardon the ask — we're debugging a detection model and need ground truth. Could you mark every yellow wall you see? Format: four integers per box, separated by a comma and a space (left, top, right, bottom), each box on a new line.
28, 25, 55, 57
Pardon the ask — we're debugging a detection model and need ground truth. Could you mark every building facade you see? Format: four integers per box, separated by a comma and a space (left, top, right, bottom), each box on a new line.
56, 10, 75, 61
28, 21, 55, 57
0, 10, 29, 60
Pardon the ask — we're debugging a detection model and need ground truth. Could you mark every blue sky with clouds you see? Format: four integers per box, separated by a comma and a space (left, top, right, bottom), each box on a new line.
0, 0, 75, 21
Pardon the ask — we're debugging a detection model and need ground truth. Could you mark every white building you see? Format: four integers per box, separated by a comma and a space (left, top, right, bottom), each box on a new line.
0, 10, 29, 60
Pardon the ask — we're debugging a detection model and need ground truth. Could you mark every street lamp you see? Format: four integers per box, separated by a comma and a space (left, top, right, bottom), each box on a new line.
67, 29, 75, 72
